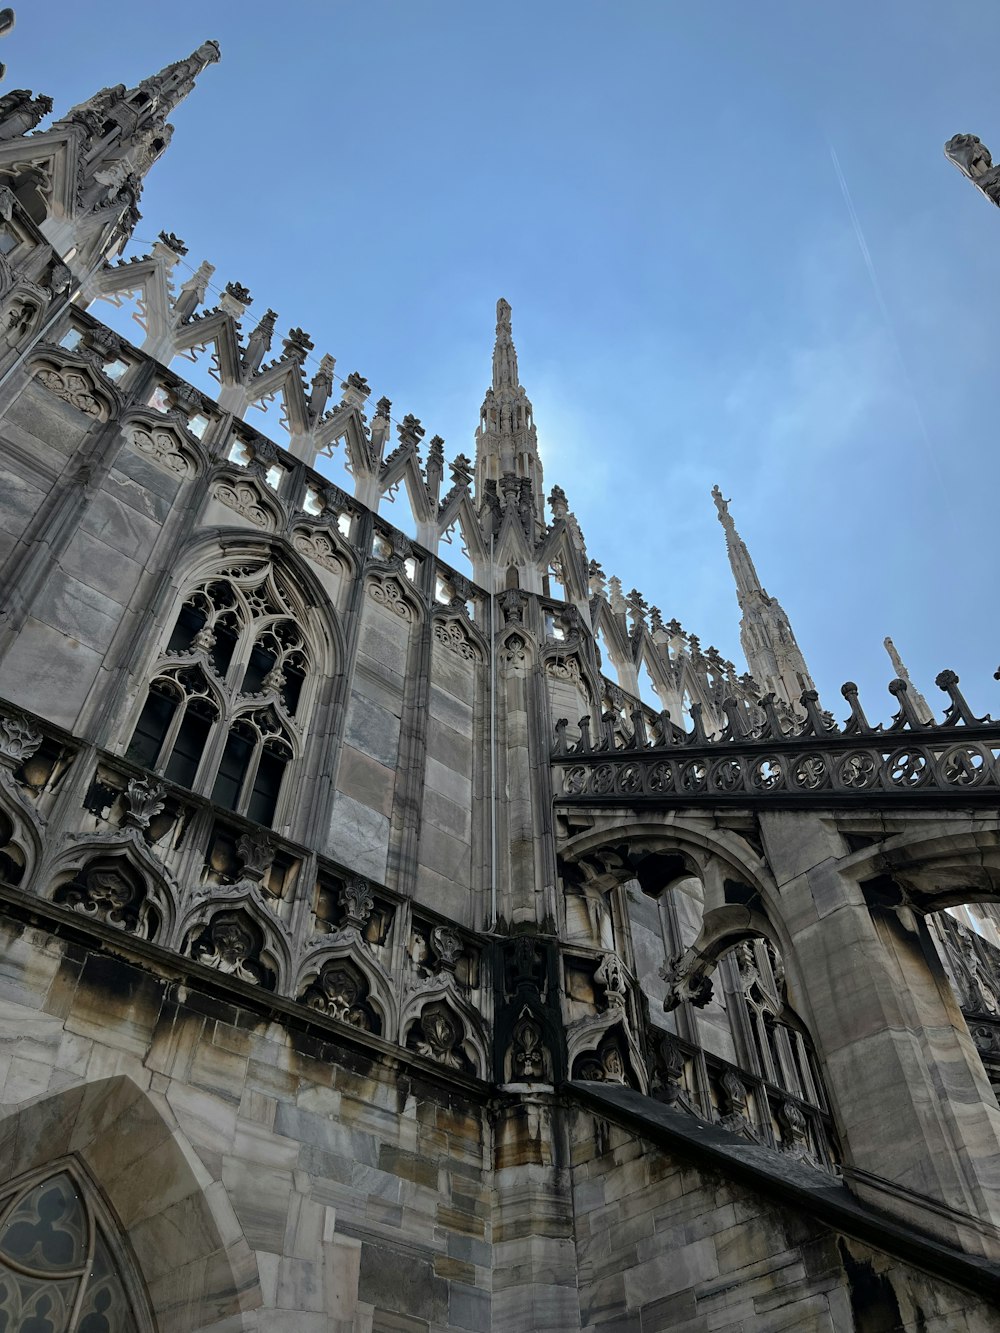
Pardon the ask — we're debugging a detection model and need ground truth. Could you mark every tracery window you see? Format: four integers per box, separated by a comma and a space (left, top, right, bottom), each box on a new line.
125, 561, 314, 827
0, 1166, 151, 1331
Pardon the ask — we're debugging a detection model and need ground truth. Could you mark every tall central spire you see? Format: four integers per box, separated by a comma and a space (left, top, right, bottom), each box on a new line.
474, 298, 544, 531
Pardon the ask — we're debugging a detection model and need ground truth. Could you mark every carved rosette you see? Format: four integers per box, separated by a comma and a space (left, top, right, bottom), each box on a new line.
33, 363, 108, 420
293, 528, 345, 575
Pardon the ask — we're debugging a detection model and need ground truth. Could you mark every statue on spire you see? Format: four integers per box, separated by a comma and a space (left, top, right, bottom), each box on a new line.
711, 484, 731, 522
492, 296, 519, 391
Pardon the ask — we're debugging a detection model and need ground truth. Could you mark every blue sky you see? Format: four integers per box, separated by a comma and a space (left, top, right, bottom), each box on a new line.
14, 2, 1000, 721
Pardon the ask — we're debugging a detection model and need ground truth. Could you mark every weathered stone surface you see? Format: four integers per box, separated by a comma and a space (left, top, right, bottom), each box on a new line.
0, 48, 996, 1333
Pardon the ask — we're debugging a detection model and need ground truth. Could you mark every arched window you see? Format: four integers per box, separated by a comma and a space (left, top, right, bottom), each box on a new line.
0, 1164, 152, 1330
125, 561, 315, 827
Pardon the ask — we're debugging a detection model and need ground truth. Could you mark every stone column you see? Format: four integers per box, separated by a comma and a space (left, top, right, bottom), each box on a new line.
491, 1090, 580, 1332
761, 810, 1000, 1259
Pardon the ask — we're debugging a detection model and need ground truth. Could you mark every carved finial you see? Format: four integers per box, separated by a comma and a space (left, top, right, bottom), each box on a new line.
334, 370, 369, 413
282, 327, 314, 361
449, 453, 473, 487
496, 296, 512, 330
157, 230, 187, 255
224, 280, 252, 304
397, 414, 425, 449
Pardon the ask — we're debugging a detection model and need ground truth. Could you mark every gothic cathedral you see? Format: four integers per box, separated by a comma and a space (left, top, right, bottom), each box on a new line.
0, 36, 996, 1333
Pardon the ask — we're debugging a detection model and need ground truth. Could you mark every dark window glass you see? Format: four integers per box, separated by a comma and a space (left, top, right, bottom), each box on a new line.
283, 665, 304, 716
241, 641, 277, 696
211, 727, 253, 811
125, 687, 176, 769
211, 621, 239, 678
247, 748, 286, 826
167, 602, 206, 655
164, 707, 212, 788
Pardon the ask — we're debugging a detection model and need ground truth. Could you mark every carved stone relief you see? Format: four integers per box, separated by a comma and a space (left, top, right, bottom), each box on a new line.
32, 363, 108, 420
432, 617, 479, 662
127, 423, 196, 477
293, 528, 345, 575
212, 479, 274, 529
368, 575, 412, 620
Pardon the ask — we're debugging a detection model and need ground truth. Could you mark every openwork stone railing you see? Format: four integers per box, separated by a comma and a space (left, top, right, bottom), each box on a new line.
647, 1026, 840, 1174
552, 672, 1000, 807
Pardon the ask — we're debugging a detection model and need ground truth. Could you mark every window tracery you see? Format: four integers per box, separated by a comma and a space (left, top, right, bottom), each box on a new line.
125, 561, 315, 827
0, 1166, 150, 1332
640, 873, 834, 1163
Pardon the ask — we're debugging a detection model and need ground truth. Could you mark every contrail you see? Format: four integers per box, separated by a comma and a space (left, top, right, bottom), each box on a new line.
828, 140, 947, 490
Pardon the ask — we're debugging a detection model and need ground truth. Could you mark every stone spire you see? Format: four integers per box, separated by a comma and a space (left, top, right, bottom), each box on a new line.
711, 485, 815, 709
884, 636, 933, 724
66, 40, 220, 200
474, 298, 544, 535
39, 41, 220, 270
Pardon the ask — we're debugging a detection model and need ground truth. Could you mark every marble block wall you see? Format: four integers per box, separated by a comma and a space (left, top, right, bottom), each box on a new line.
0, 916, 492, 1333
569, 1108, 1000, 1333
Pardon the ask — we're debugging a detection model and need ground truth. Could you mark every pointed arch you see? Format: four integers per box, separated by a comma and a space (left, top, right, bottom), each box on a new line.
207, 468, 285, 533
567, 1015, 647, 1093
295, 939, 398, 1040
0, 771, 45, 890
120, 407, 207, 478
42, 833, 180, 943
431, 607, 486, 664
0, 1076, 261, 1330
26, 350, 124, 423
178, 892, 292, 992
0, 1157, 156, 1329
365, 568, 424, 625
117, 533, 346, 832
399, 985, 488, 1079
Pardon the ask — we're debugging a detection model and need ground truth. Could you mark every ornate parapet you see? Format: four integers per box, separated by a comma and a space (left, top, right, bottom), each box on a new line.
552, 672, 1000, 808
